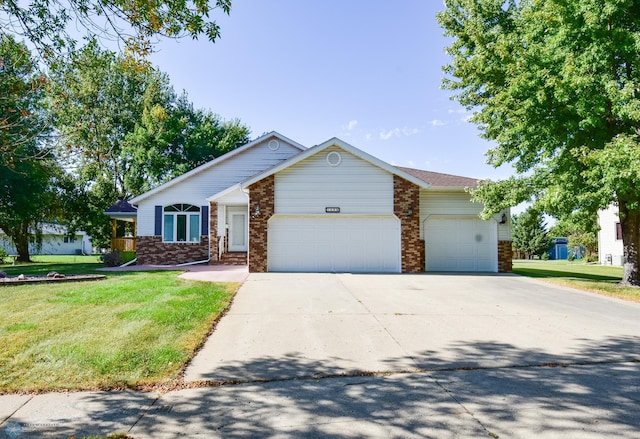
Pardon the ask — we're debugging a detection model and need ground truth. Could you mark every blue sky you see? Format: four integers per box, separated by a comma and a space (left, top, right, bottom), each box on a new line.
149, 1, 512, 181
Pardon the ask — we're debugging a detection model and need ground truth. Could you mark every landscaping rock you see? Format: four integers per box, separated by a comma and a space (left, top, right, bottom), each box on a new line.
0, 271, 6, 278
47, 271, 58, 278
17, 274, 25, 280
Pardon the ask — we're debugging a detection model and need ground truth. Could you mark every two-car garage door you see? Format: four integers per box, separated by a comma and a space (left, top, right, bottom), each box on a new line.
268, 215, 401, 272
424, 217, 497, 272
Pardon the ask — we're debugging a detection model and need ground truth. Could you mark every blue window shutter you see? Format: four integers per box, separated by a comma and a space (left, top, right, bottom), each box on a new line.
201, 205, 209, 236
154, 206, 162, 236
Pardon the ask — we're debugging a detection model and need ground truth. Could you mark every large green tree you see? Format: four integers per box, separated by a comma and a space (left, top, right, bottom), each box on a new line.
0, 35, 66, 262
49, 42, 250, 247
0, 34, 51, 168
438, 0, 640, 285
0, 0, 231, 61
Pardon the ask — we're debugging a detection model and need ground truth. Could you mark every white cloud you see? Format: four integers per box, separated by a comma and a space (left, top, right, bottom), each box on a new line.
347, 119, 358, 130
429, 119, 445, 127
378, 126, 422, 141
379, 129, 395, 140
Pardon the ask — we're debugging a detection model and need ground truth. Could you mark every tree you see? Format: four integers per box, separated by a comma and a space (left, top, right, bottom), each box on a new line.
123, 92, 250, 194
49, 42, 250, 247
49, 40, 175, 201
0, 35, 65, 262
550, 212, 599, 261
0, 34, 51, 168
438, 0, 640, 285
0, 0, 231, 61
512, 208, 553, 259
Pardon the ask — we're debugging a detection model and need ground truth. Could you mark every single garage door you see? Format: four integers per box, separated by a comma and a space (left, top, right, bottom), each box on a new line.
424, 217, 497, 272
268, 215, 401, 272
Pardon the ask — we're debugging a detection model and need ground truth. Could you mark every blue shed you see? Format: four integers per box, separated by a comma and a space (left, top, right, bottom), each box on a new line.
548, 237, 568, 260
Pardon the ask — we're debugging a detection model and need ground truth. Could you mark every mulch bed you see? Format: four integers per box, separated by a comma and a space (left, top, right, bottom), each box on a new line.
0, 274, 106, 286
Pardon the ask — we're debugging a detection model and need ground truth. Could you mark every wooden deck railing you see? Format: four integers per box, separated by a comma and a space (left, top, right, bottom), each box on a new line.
111, 237, 136, 252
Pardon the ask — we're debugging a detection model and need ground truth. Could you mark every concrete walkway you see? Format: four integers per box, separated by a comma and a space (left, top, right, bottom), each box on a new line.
99, 263, 248, 283
2, 273, 640, 438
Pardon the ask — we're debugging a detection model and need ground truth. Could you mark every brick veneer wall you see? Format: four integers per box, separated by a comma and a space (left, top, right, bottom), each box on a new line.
136, 235, 209, 265
209, 202, 219, 264
394, 175, 424, 273
498, 240, 513, 273
247, 175, 274, 272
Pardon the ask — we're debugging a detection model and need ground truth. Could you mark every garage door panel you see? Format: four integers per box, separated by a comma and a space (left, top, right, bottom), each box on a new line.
268, 216, 400, 273
424, 218, 497, 272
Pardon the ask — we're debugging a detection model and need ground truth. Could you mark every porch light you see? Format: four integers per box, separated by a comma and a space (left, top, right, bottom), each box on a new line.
500, 213, 507, 224
406, 207, 414, 218
252, 205, 261, 218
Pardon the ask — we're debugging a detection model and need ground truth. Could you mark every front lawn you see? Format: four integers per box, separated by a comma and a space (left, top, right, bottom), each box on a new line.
0, 263, 238, 393
1, 254, 103, 276
513, 260, 640, 302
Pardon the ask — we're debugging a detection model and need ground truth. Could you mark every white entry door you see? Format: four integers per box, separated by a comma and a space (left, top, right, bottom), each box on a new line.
228, 209, 247, 252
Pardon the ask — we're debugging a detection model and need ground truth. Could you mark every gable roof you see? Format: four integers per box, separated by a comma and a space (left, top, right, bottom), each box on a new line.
104, 199, 137, 213
397, 167, 478, 189
129, 132, 306, 204
241, 137, 431, 190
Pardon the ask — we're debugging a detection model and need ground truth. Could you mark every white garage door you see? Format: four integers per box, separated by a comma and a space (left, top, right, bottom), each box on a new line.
424, 217, 497, 272
268, 215, 401, 272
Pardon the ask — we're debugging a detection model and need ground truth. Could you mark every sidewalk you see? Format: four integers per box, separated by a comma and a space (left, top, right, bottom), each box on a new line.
98, 263, 249, 283
2, 361, 639, 438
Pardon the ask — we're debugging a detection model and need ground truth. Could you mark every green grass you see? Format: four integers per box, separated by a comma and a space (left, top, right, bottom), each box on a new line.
0, 262, 238, 392
513, 260, 640, 302
1, 254, 104, 276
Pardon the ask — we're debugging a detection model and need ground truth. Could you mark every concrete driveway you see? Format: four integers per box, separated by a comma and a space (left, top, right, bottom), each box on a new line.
185, 273, 640, 382
4, 273, 640, 438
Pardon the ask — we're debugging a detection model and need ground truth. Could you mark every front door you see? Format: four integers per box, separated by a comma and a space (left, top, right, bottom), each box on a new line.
228, 209, 247, 252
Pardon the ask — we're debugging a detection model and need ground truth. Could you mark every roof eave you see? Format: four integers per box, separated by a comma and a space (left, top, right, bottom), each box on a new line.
241, 137, 431, 190
130, 132, 306, 205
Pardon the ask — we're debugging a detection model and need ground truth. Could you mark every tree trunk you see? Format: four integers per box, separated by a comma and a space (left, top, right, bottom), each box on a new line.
11, 221, 32, 263
618, 200, 640, 286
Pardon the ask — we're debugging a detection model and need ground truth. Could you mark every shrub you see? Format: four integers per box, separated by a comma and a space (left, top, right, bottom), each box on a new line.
0, 247, 7, 264
120, 251, 136, 264
101, 251, 123, 267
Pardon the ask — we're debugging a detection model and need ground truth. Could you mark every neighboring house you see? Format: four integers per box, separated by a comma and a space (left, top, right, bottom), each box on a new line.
108, 132, 512, 273
0, 223, 93, 255
598, 204, 623, 266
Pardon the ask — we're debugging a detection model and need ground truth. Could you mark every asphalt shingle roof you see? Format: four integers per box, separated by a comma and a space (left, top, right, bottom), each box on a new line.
396, 167, 478, 188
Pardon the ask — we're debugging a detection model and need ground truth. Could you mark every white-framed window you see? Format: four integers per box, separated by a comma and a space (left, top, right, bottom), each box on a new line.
63, 236, 76, 243
163, 204, 200, 242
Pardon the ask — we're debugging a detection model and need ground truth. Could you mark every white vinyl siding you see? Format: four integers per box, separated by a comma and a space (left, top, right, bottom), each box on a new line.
419, 191, 510, 241
275, 147, 393, 215
136, 138, 301, 236
268, 215, 400, 272
598, 204, 624, 265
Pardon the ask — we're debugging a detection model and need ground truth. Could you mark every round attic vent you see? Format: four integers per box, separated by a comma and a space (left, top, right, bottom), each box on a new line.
326, 151, 342, 167
268, 140, 280, 151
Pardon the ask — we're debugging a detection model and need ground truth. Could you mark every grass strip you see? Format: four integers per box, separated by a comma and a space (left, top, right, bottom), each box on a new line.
513, 260, 640, 303
0, 269, 237, 393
